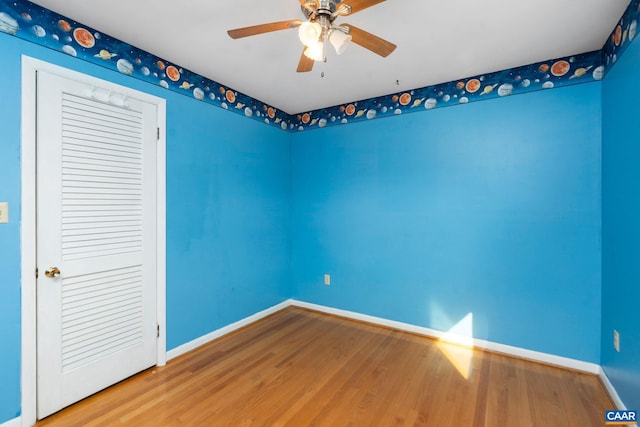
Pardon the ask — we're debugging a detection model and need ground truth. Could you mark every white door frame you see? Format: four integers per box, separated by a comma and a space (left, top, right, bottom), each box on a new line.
20, 56, 167, 427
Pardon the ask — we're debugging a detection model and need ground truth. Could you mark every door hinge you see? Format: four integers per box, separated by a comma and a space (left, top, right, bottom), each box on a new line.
157, 127, 160, 141
157, 324, 160, 338
35, 268, 38, 279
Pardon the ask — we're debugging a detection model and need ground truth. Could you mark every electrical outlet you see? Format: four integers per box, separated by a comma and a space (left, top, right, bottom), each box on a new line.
613, 330, 620, 352
324, 274, 331, 286
0, 202, 8, 224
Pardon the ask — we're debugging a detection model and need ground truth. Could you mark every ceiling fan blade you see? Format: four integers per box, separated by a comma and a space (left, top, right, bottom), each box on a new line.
227, 20, 302, 39
297, 49, 314, 73
336, 0, 386, 15
344, 24, 396, 57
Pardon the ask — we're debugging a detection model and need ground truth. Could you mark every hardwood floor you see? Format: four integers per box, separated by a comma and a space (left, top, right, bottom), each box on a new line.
37, 307, 616, 426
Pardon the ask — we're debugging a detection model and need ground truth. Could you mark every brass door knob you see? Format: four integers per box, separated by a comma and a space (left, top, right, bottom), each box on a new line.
45, 267, 61, 278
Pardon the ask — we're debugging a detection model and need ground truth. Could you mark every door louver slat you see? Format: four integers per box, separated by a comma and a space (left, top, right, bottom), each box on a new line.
61, 94, 144, 262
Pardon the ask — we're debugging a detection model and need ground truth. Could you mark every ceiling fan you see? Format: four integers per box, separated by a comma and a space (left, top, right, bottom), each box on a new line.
227, 0, 396, 72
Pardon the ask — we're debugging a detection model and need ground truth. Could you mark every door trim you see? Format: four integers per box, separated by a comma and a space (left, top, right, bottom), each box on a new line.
20, 56, 166, 426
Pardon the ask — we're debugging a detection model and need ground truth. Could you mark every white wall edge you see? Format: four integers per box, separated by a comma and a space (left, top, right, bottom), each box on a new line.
20, 55, 39, 427
166, 300, 293, 361
290, 300, 601, 375
0, 417, 21, 427
599, 367, 627, 409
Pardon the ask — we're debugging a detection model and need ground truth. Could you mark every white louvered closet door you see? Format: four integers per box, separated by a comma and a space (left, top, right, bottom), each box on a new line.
36, 71, 158, 419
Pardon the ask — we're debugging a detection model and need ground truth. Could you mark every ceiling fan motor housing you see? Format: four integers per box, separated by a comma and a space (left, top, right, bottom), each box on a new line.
302, 0, 338, 21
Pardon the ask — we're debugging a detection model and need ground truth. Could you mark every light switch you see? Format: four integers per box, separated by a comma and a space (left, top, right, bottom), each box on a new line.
0, 202, 7, 224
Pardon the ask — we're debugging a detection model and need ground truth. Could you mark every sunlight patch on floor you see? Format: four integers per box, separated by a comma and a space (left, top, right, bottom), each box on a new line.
436, 312, 474, 380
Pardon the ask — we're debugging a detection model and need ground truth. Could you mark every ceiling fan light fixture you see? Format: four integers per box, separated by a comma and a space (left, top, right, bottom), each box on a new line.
298, 21, 322, 46
304, 41, 324, 61
329, 29, 352, 55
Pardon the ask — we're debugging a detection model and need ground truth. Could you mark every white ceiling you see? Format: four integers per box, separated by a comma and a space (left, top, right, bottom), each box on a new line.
31, 0, 631, 114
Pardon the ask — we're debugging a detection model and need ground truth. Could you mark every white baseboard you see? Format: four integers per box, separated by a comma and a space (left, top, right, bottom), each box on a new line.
290, 300, 601, 375
166, 300, 292, 361
599, 367, 627, 409
0, 417, 21, 427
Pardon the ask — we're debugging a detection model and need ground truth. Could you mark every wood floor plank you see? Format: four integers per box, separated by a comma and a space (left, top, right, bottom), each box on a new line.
37, 307, 617, 426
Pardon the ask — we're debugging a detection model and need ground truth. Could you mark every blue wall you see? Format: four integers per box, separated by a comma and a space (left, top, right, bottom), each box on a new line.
0, 33, 24, 423
0, 31, 291, 422
602, 36, 640, 410
291, 84, 602, 363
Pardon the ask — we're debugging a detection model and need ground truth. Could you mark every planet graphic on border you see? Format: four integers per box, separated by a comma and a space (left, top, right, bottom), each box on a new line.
465, 79, 481, 93
116, 59, 134, 76
301, 113, 311, 124
497, 83, 513, 97
225, 90, 236, 104
550, 60, 570, 77
542, 81, 554, 89
94, 49, 117, 60
166, 65, 180, 82
592, 65, 605, 80
319, 118, 328, 127
614, 24, 623, 46
58, 19, 71, 32
481, 84, 496, 95
0, 12, 19, 35
569, 66, 592, 79
366, 109, 376, 120
424, 98, 437, 109
267, 107, 276, 119
32, 25, 46, 37
345, 104, 356, 116
73, 27, 95, 48
630, 20, 637, 41
193, 87, 205, 101
62, 45, 77, 57
244, 107, 253, 118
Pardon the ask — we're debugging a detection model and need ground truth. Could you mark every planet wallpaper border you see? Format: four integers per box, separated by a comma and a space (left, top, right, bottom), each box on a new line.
0, 0, 639, 133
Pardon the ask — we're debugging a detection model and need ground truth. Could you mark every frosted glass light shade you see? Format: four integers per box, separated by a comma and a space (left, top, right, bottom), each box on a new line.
304, 41, 324, 61
329, 30, 352, 55
298, 21, 322, 46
